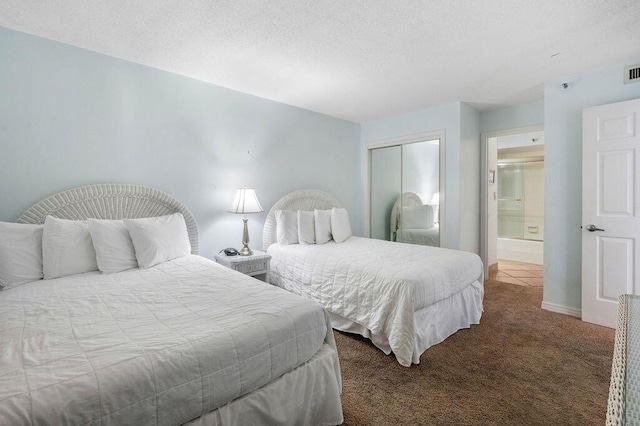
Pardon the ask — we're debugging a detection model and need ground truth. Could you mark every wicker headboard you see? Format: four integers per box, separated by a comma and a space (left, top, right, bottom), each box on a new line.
263, 189, 342, 251
17, 183, 199, 254
390, 192, 423, 242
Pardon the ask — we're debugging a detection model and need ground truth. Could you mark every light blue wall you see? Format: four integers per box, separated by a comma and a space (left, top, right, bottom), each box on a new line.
480, 101, 544, 133
0, 27, 361, 256
543, 60, 640, 312
460, 103, 480, 253
361, 102, 463, 249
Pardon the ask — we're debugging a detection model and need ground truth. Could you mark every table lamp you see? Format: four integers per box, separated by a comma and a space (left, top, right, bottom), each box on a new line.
228, 187, 263, 256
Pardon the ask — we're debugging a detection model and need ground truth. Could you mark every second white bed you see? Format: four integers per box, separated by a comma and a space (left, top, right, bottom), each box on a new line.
268, 236, 483, 367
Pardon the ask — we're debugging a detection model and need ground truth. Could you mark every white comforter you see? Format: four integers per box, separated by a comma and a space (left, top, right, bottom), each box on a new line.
268, 236, 483, 367
0, 255, 333, 425
397, 225, 440, 246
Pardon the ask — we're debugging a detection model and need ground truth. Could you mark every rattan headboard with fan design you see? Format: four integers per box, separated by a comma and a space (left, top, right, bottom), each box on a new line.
17, 183, 199, 254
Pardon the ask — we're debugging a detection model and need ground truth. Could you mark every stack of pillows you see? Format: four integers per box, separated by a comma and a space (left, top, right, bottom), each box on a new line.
0, 213, 191, 291
275, 207, 352, 245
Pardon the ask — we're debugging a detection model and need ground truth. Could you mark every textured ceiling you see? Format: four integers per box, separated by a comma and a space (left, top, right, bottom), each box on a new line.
1, 1, 640, 122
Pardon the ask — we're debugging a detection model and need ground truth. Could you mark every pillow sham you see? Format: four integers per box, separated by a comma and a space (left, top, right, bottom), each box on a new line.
124, 213, 191, 269
314, 209, 332, 245
331, 208, 352, 243
275, 210, 298, 245
88, 219, 138, 273
0, 222, 44, 289
297, 210, 315, 245
401, 204, 434, 229
43, 216, 98, 279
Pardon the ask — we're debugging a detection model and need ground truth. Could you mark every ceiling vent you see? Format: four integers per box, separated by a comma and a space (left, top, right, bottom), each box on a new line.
624, 64, 640, 84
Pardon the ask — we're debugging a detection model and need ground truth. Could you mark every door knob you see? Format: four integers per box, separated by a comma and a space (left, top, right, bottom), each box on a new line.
585, 224, 605, 232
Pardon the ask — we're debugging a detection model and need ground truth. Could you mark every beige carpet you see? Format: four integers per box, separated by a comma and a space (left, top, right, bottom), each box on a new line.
334, 279, 615, 425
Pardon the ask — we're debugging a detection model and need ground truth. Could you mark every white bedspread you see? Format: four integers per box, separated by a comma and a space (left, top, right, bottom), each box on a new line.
268, 236, 483, 367
397, 225, 440, 246
0, 255, 334, 425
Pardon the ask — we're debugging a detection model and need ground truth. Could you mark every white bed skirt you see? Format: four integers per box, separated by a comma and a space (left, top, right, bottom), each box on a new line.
185, 344, 343, 426
330, 280, 484, 365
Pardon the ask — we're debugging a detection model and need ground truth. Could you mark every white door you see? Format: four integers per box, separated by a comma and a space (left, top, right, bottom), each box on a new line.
582, 98, 640, 328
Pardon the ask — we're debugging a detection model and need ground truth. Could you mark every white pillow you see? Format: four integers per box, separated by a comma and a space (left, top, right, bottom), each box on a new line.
275, 210, 298, 245
297, 210, 315, 245
124, 213, 191, 269
314, 209, 332, 245
88, 219, 138, 273
401, 205, 434, 229
43, 216, 98, 279
331, 208, 352, 243
0, 222, 43, 289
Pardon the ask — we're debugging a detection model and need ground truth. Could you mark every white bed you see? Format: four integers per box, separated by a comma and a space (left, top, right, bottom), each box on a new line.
0, 184, 343, 426
263, 190, 484, 367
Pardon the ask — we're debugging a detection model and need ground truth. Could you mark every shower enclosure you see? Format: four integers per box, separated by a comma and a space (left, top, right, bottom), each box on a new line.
497, 161, 544, 242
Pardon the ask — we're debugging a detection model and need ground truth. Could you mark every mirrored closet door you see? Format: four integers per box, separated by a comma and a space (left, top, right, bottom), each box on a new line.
369, 137, 444, 247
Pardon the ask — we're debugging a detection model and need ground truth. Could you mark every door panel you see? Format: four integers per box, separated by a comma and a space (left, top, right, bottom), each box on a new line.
598, 150, 634, 216
597, 113, 635, 141
582, 98, 640, 328
598, 236, 633, 299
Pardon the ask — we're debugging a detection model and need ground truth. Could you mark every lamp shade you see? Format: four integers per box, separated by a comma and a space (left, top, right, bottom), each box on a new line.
430, 192, 440, 205
228, 187, 263, 214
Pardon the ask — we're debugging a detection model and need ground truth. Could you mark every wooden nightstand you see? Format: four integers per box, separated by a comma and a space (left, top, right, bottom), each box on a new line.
214, 250, 271, 283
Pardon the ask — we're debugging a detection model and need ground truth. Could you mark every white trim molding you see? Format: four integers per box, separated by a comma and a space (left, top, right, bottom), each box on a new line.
541, 301, 581, 318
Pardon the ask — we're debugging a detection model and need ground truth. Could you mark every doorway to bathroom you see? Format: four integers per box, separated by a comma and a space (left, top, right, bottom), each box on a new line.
482, 128, 544, 287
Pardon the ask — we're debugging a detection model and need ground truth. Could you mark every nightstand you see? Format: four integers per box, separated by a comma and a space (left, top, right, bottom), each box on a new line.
214, 250, 271, 283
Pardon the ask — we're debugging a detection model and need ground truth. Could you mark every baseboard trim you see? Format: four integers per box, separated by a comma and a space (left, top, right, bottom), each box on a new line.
488, 262, 498, 276
541, 301, 581, 318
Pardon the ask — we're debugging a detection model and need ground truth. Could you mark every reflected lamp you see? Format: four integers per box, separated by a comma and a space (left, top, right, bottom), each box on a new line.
430, 192, 440, 224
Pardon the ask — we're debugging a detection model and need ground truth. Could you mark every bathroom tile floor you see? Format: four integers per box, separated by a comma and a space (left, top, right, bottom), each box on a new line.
491, 259, 544, 287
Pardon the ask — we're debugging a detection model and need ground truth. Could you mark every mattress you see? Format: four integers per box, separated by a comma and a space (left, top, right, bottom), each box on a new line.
268, 236, 483, 366
0, 255, 334, 425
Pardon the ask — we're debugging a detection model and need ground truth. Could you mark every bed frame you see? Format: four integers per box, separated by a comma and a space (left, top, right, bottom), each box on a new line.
263, 188, 484, 366
17, 183, 199, 254
9, 183, 343, 425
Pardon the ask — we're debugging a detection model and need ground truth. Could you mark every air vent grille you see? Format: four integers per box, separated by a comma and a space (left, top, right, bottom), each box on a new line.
624, 64, 640, 84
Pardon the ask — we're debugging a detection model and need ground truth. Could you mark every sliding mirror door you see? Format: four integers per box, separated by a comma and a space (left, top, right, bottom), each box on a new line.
369, 136, 443, 247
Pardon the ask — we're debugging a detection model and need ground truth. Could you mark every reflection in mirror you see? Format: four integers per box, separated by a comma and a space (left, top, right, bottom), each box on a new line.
391, 193, 439, 246
370, 139, 441, 247
399, 140, 440, 246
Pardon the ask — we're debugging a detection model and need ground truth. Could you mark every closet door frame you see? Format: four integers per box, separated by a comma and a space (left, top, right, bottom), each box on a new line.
364, 129, 446, 247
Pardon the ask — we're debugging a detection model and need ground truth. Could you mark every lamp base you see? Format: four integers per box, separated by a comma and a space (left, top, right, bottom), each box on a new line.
239, 217, 253, 256
238, 245, 253, 256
